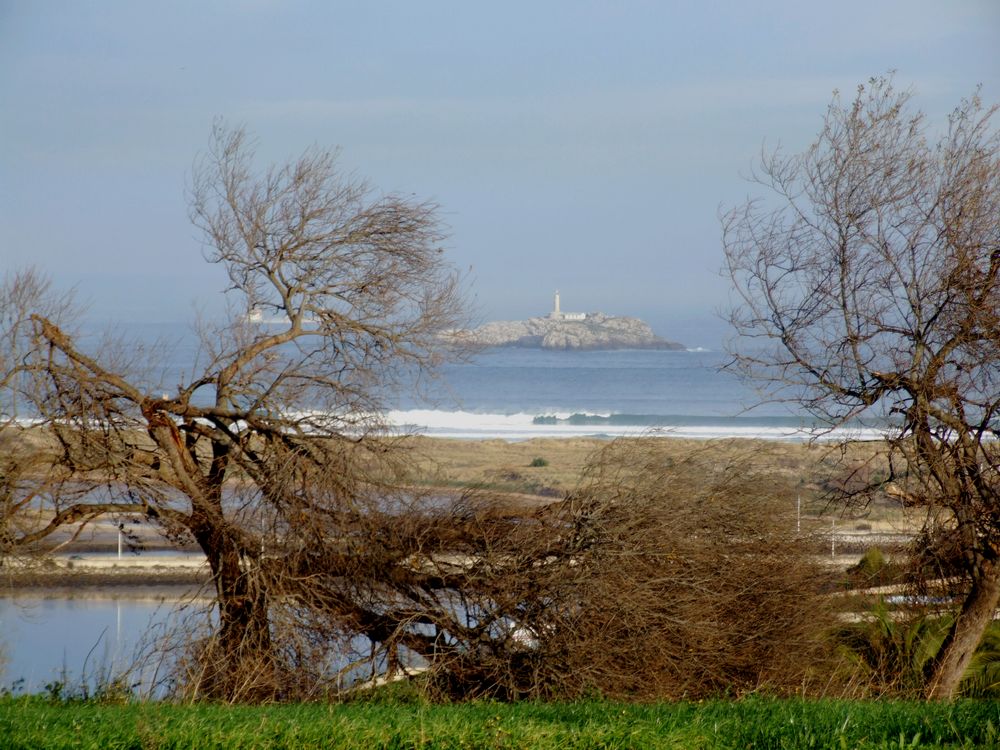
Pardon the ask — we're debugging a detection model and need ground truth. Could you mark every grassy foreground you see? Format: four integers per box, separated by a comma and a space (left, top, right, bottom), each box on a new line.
2, 698, 999, 749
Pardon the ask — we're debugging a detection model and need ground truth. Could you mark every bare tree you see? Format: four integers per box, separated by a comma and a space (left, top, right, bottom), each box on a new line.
0, 269, 101, 565
6, 124, 467, 699
2, 127, 832, 703
723, 76, 1000, 699
0, 290, 836, 703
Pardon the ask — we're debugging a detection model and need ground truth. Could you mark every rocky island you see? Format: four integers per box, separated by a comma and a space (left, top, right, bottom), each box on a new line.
453, 292, 685, 351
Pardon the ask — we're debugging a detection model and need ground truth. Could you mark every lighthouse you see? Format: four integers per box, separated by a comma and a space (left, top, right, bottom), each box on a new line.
549, 290, 586, 321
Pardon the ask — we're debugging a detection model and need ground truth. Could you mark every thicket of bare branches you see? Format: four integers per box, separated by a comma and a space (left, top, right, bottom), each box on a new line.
0, 269, 86, 566
723, 75, 1000, 699
539, 440, 836, 700
158, 439, 832, 702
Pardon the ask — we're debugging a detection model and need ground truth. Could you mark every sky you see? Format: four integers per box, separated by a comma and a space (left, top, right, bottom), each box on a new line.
1, 1, 998, 348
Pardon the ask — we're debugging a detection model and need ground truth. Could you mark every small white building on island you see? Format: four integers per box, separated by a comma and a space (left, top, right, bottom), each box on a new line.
549, 290, 586, 321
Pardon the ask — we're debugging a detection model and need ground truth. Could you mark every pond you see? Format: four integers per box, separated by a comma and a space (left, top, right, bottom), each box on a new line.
0, 593, 195, 696
0, 589, 414, 697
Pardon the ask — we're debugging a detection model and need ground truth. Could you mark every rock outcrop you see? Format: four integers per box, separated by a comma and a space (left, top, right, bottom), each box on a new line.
452, 313, 684, 351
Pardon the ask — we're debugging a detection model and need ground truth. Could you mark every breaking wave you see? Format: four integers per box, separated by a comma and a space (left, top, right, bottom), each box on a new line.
384, 409, 888, 442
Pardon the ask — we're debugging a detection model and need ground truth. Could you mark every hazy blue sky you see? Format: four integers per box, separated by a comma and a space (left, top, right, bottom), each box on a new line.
2, 1, 997, 346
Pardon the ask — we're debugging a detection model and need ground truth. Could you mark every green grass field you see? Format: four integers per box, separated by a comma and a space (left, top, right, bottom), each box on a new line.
1, 697, 999, 749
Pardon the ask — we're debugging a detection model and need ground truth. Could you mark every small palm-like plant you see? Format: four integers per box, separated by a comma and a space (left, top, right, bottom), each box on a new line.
838, 603, 1000, 698
836, 602, 951, 697
960, 623, 1000, 698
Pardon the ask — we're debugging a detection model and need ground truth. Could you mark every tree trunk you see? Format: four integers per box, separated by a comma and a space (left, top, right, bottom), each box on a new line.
925, 556, 1000, 699
194, 524, 276, 700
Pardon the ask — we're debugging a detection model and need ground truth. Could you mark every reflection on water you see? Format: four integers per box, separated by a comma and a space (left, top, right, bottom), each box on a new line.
0, 596, 185, 694
0, 594, 396, 696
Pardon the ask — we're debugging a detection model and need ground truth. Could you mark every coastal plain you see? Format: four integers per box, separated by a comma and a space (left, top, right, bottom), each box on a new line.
5, 435, 919, 597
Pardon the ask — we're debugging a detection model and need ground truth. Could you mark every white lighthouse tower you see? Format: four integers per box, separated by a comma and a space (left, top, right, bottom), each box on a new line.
549, 290, 586, 321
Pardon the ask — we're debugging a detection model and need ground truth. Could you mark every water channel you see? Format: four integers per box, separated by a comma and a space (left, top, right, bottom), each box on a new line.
0, 593, 189, 695
0, 547, 207, 695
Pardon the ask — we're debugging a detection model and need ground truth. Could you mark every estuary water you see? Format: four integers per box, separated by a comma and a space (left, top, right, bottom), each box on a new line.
0, 593, 183, 695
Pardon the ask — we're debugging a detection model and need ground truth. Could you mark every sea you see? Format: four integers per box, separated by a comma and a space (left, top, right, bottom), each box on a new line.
396, 347, 820, 440
68, 321, 885, 442
54, 323, 881, 441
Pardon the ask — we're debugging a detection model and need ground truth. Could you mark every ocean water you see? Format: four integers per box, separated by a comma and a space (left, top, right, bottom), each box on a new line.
74, 322, 883, 442
394, 347, 825, 440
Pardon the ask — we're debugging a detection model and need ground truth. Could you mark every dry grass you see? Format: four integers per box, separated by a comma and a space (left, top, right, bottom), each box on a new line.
402, 436, 922, 531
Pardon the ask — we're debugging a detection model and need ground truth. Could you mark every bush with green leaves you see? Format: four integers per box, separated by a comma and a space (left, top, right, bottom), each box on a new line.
837, 604, 1000, 698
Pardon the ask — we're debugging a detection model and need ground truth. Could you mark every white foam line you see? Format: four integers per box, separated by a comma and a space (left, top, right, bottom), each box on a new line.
383, 410, 886, 442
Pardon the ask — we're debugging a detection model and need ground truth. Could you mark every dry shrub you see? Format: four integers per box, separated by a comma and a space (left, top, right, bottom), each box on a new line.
415, 439, 838, 700
539, 439, 837, 700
